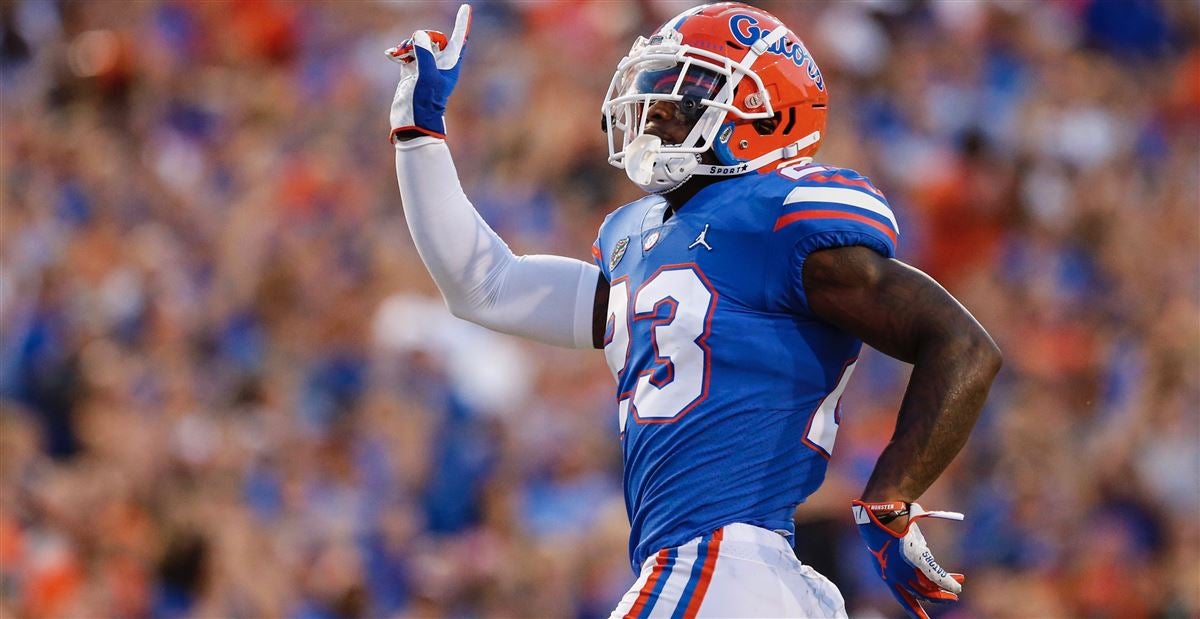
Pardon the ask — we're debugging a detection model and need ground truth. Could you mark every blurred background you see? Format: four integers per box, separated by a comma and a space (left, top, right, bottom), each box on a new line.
1, 0, 1197, 617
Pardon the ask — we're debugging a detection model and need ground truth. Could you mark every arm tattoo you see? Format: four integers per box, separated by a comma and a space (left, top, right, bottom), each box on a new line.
803, 246, 1002, 502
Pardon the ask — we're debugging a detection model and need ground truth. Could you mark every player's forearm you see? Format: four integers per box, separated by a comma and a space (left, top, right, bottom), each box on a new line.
394, 138, 598, 348
860, 321, 1001, 503
802, 247, 1002, 503
395, 137, 502, 300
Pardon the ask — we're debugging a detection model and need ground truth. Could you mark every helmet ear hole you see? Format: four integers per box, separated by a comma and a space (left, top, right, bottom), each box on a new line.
781, 107, 797, 135
753, 112, 781, 136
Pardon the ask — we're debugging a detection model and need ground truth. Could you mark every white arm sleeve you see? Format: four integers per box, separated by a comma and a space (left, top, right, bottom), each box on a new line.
394, 138, 601, 349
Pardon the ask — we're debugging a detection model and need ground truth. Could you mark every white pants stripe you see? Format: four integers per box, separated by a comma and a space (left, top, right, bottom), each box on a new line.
610, 524, 848, 619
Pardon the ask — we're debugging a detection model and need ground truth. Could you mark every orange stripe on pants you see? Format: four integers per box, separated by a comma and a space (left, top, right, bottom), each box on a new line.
625, 549, 669, 619
682, 528, 725, 619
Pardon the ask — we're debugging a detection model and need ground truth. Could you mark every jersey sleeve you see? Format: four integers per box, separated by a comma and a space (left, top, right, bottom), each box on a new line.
591, 239, 608, 280
774, 168, 899, 315
592, 214, 614, 283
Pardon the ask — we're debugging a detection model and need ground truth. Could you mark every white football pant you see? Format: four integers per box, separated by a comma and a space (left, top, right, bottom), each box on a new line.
610, 523, 847, 619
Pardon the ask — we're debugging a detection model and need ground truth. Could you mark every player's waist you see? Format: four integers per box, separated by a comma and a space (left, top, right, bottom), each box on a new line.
637, 523, 799, 572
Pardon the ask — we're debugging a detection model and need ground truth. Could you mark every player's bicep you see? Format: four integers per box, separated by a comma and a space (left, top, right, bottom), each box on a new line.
802, 246, 982, 364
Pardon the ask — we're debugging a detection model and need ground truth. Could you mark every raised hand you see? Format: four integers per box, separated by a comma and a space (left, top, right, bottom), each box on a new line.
387, 4, 472, 141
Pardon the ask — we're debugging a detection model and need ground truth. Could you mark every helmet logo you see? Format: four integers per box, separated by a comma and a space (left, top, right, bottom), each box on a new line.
729, 14, 825, 91
719, 125, 733, 143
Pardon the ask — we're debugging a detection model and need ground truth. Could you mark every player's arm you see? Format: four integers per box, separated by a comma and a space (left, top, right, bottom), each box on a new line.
803, 246, 1001, 507
389, 5, 601, 349
803, 245, 1000, 618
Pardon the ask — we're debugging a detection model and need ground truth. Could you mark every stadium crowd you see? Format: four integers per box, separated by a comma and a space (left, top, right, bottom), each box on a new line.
1, 0, 1197, 617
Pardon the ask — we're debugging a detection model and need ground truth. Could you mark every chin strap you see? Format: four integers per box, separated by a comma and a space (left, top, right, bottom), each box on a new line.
690, 130, 822, 177
625, 130, 823, 193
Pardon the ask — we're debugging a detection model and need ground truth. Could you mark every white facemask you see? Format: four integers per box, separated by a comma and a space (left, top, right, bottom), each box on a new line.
602, 23, 810, 195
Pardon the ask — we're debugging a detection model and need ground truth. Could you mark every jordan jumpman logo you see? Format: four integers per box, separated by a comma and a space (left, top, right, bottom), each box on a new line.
689, 224, 713, 251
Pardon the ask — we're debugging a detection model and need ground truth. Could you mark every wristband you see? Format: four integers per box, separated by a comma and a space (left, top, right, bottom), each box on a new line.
860, 501, 910, 525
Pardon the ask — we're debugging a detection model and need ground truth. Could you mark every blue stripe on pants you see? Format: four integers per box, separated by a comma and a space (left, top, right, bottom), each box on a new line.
670, 533, 713, 619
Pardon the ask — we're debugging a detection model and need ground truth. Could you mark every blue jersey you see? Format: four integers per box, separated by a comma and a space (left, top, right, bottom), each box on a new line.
592, 164, 899, 571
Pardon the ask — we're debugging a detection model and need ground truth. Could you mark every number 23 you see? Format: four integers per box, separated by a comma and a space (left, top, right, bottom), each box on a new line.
604, 265, 717, 432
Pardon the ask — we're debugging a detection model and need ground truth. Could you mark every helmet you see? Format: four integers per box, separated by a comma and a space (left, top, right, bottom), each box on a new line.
601, 2, 828, 194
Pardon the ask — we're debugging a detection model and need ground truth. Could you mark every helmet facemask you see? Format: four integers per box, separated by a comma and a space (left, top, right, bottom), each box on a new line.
601, 27, 789, 194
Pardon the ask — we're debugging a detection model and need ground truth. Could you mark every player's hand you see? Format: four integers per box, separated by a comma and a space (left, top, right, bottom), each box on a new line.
386, 3, 471, 142
852, 500, 966, 619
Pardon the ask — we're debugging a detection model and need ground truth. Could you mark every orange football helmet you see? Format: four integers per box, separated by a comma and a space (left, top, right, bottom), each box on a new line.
602, 2, 829, 193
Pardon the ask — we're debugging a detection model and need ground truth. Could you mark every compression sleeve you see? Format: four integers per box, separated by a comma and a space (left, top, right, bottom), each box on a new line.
394, 138, 600, 349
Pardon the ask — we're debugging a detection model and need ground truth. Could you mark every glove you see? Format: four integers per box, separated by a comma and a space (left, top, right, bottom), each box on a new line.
386, 4, 472, 142
852, 500, 966, 619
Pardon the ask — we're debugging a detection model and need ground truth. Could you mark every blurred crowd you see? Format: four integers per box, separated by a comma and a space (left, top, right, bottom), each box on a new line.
1, 0, 1197, 617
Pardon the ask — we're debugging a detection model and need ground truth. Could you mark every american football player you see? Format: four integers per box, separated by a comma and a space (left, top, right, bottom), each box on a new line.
388, 3, 1001, 617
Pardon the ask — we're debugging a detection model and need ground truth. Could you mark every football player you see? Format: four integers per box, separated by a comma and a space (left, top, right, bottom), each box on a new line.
388, 3, 1001, 618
